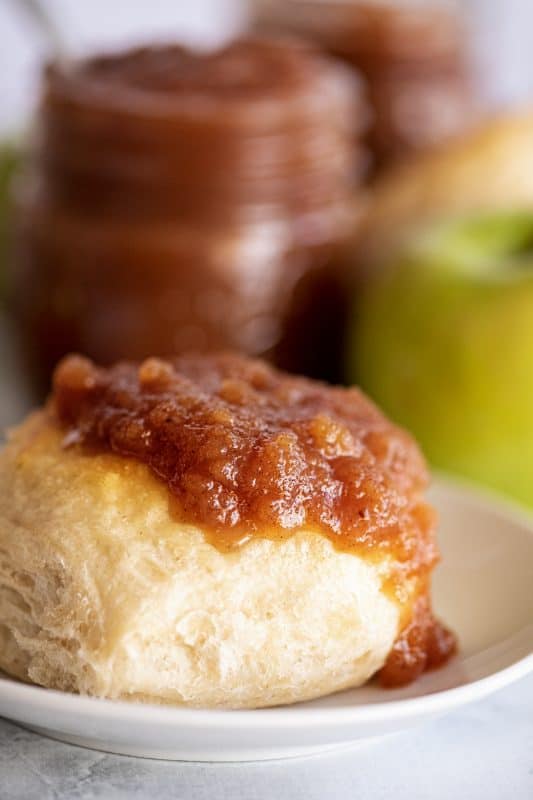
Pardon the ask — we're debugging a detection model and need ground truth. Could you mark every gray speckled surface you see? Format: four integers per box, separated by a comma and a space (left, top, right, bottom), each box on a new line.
1, 674, 532, 800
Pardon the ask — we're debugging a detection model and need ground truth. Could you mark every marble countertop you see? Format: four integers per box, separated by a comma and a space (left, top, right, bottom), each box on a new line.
1, 673, 532, 800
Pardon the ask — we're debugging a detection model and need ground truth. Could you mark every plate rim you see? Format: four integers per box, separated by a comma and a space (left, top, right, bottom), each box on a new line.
1, 650, 532, 730
1, 475, 532, 730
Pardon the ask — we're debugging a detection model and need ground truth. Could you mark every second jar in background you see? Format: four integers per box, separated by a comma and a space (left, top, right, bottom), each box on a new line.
256, 0, 476, 175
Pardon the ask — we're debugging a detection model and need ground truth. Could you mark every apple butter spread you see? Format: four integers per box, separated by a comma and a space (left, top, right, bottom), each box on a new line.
52, 352, 456, 686
12, 37, 366, 394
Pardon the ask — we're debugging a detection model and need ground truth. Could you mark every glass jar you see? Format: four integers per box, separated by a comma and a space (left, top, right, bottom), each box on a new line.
256, 0, 475, 174
11, 37, 366, 393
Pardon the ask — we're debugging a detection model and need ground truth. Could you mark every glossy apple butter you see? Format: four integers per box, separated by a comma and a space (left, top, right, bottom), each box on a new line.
52, 352, 456, 685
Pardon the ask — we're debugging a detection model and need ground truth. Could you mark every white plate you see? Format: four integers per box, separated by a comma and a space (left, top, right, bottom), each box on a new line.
1, 478, 532, 761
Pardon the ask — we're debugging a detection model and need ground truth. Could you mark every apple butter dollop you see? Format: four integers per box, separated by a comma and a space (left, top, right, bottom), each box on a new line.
52, 352, 456, 685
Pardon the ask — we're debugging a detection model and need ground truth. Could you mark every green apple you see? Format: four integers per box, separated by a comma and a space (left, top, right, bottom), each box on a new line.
348, 212, 533, 508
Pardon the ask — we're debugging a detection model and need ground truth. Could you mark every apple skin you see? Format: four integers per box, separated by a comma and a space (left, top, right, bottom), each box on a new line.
349, 213, 533, 508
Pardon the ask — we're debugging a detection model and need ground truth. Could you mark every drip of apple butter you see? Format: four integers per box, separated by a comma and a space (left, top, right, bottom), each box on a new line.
52, 352, 456, 685
379, 592, 457, 687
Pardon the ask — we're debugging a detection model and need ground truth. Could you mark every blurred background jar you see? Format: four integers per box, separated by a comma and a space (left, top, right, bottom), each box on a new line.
11, 36, 367, 395
255, 0, 476, 175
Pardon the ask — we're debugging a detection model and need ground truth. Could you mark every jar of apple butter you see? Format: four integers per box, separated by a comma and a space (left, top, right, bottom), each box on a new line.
12, 37, 366, 394
256, 1, 475, 173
